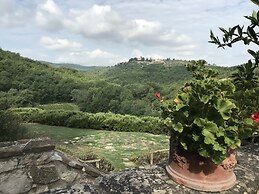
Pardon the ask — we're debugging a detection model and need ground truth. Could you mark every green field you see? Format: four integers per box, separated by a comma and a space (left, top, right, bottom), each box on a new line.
24, 123, 169, 171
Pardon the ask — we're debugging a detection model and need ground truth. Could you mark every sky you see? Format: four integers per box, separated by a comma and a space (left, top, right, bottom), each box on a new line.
0, 0, 258, 66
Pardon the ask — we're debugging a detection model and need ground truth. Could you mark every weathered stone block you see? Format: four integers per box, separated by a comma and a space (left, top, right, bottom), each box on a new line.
0, 144, 23, 158
0, 169, 32, 194
22, 138, 55, 153
0, 158, 18, 173
30, 165, 60, 184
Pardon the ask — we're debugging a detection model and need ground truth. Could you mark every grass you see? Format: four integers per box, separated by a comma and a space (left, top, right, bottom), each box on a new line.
24, 123, 169, 171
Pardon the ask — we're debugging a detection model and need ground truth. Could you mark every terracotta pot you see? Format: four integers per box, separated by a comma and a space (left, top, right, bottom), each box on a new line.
166, 139, 237, 192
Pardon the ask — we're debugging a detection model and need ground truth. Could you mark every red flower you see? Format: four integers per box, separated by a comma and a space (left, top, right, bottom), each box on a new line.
155, 93, 161, 99
251, 112, 259, 122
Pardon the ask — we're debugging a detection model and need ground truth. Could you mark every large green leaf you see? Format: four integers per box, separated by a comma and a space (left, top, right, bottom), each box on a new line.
224, 136, 235, 146
216, 126, 225, 137
175, 93, 189, 111
233, 139, 241, 148
178, 93, 189, 103
194, 117, 206, 127
225, 137, 241, 149
211, 151, 227, 165
199, 94, 212, 104
194, 118, 218, 132
214, 98, 236, 120
198, 146, 211, 158
180, 139, 188, 150
213, 142, 226, 153
163, 118, 173, 128
198, 119, 219, 145
172, 122, 183, 133
244, 117, 254, 126
220, 80, 236, 94
192, 133, 200, 141
205, 120, 218, 132
202, 128, 216, 145
198, 143, 226, 164
175, 103, 186, 111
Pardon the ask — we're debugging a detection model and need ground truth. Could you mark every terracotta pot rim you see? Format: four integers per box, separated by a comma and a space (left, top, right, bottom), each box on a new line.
166, 165, 236, 192
166, 145, 237, 192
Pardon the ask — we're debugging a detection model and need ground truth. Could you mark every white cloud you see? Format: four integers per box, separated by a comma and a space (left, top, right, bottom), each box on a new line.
55, 49, 119, 66
40, 36, 82, 51
63, 4, 196, 52
0, 0, 257, 66
86, 49, 115, 59
127, 19, 161, 39
65, 5, 123, 41
132, 49, 143, 57
35, 0, 64, 31
0, 0, 30, 27
127, 22, 196, 50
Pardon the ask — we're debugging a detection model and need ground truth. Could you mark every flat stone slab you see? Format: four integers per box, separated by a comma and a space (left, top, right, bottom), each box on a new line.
0, 138, 55, 159
30, 165, 60, 184
43, 143, 259, 194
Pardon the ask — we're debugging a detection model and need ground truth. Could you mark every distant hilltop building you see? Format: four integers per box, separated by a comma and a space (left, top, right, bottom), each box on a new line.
128, 56, 147, 62
128, 56, 165, 63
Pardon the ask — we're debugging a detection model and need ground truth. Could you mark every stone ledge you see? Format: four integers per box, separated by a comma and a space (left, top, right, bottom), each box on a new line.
0, 137, 55, 159
0, 140, 104, 194
44, 143, 259, 194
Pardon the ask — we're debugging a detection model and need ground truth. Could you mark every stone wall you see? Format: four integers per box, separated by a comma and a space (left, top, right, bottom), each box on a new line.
45, 143, 259, 194
1, 138, 258, 194
0, 138, 103, 194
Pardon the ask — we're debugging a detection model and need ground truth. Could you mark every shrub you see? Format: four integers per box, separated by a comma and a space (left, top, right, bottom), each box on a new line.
38, 103, 80, 111
0, 110, 27, 141
65, 112, 90, 128
11, 108, 167, 135
33, 110, 79, 126
10, 107, 44, 122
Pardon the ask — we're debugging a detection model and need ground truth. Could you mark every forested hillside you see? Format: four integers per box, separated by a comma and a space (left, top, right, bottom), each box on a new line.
105, 58, 236, 85
0, 49, 89, 108
105, 59, 191, 85
0, 49, 238, 116
46, 61, 104, 71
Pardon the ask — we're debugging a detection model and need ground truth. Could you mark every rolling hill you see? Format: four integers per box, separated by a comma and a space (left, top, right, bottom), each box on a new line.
0, 48, 238, 116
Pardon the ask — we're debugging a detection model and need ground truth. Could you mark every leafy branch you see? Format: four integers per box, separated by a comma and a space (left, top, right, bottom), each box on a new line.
209, 1, 259, 141
209, 9, 259, 67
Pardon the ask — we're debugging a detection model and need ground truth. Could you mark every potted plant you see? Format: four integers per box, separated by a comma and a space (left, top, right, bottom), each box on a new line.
160, 2, 259, 190
160, 60, 244, 192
